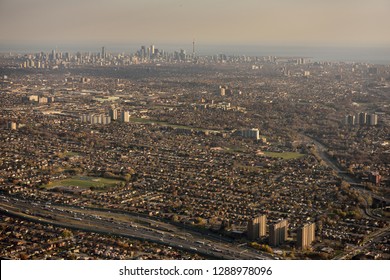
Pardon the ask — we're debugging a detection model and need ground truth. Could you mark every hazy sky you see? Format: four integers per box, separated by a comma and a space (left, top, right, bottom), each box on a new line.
1, 0, 389, 48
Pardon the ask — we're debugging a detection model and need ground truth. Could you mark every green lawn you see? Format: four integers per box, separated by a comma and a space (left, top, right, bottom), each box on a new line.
43, 176, 122, 190
263, 151, 305, 160
63, 151, 80, 157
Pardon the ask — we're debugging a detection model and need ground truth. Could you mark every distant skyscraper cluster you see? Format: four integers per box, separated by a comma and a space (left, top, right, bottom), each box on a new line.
136, 44, 194, 63
345, 112, 378, 126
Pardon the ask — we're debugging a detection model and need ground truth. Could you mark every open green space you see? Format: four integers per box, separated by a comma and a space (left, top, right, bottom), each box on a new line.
43, 176, 123, 190
263, 151, 305, 160
63, 151, 80, 157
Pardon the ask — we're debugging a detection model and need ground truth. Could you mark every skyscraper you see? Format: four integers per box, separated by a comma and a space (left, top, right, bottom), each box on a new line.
141, 46, 146, 60
101, 46, 105, 59
247, 215, 267, 240
150, 44, 155, 55
297, 223, 316, 249
192, 39, 195, 58
269, 220, 288, 247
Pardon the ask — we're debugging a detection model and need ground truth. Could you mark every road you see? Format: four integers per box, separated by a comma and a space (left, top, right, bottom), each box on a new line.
334, 225, 390, 260
299, 133, 390, 220
0, 194, 275, 260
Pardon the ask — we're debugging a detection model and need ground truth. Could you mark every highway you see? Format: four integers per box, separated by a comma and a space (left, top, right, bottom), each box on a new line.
299, 133, 390, 221
0, 194, 275, 260
333, 225, 390, 260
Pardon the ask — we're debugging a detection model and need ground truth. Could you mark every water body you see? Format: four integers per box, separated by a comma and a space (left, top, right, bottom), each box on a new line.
197, 45, 390, 64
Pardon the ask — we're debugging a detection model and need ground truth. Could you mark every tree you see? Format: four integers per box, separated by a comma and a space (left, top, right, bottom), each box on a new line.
61, 229, 73, 238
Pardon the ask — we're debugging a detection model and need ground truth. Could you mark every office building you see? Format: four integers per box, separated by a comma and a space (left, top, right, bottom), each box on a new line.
101, 46, 105, 59
247, 215, 267, 240
269, 220, 288, 247
150, 45, 155, 55
297, 223, 315, 249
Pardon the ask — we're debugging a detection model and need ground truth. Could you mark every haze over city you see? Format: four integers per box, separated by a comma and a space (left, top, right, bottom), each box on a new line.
1, 0, 389, 51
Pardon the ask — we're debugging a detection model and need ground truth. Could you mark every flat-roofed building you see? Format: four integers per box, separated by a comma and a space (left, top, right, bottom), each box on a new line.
297, 223, 316, 249
247, 215, 267, 240
269, 219, 288, 246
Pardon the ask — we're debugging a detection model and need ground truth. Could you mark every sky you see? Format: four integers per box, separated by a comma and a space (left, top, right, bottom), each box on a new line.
0, 0, 389, 51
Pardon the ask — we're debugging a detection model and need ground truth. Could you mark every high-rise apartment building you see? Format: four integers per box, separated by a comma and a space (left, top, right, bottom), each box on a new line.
102, 115, 111, 125
269, 220, 288, 246
297, 223, 316, 249
109, 108, 118, 120
357, 112, 367, 125
91, 114, 102, 124
242, 128, 260, 140
247, 215, 267, 240
121, 111, 130, 122
367, 114, 378, 126
345, 115, 355, 126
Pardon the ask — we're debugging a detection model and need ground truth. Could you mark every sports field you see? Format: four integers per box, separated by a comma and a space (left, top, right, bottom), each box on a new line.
43, 176, 123, 190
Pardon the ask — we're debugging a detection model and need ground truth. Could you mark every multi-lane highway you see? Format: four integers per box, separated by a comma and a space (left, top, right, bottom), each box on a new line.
0, 194, 275, 260
299, 133, 390, 220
